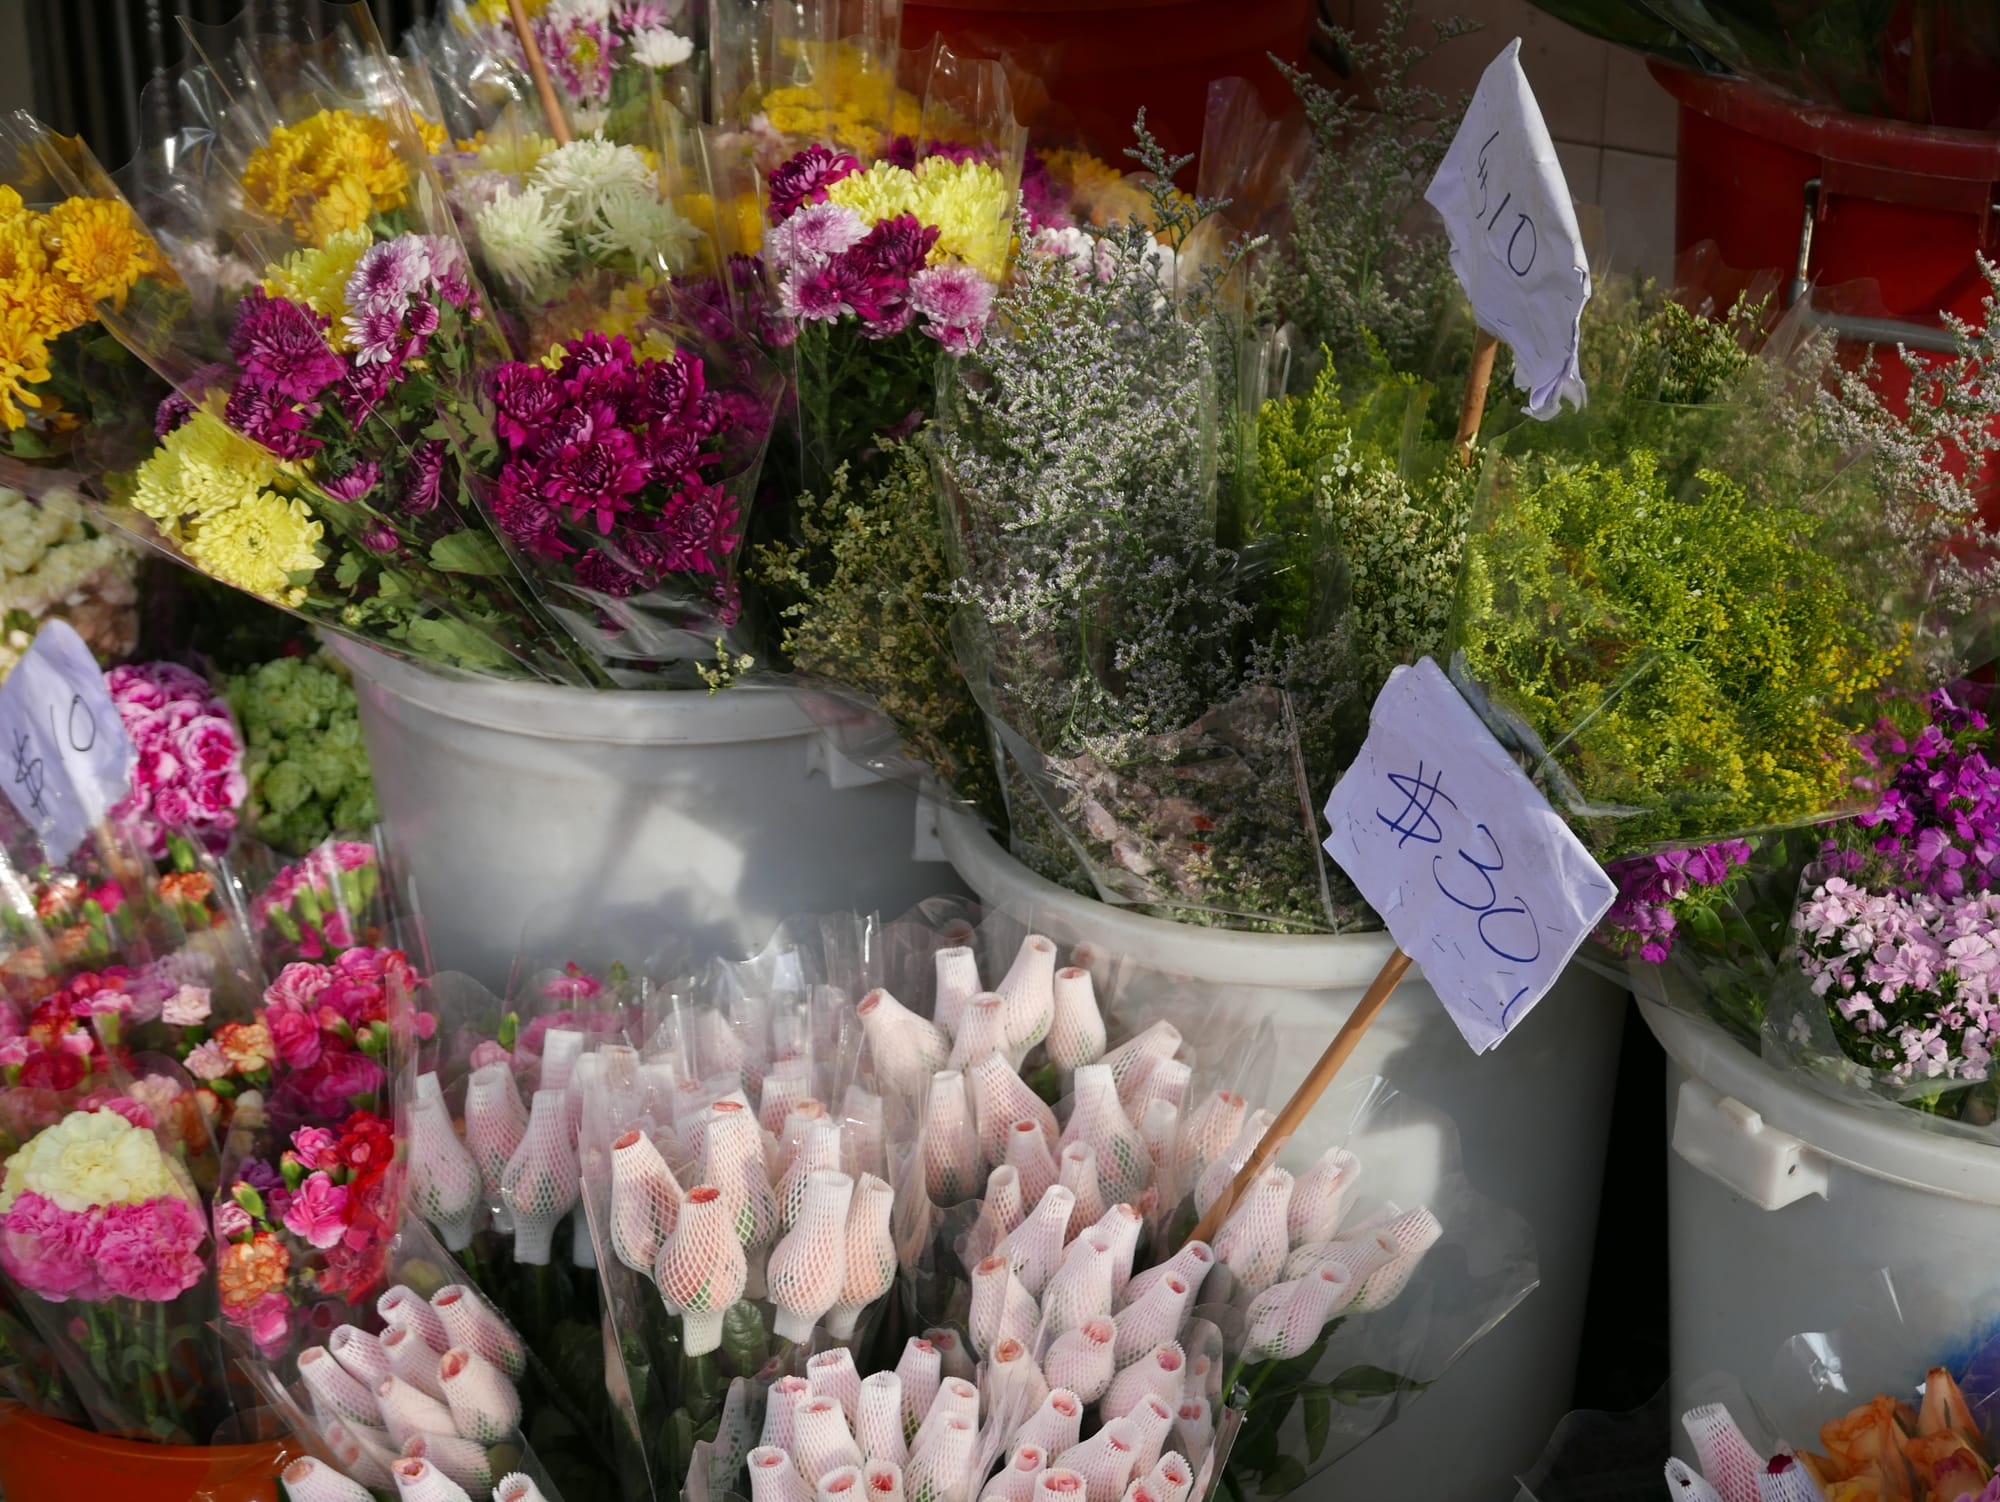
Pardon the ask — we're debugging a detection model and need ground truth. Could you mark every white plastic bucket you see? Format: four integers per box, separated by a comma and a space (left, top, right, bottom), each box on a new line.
1641, 993, 2000, 1401
329, 638, 958, 986
935, 806, 1628, 1502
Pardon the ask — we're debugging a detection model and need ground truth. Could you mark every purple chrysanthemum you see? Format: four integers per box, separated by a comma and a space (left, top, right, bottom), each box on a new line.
574, 548, 645, 599
489, 364, 565, 450
766, 143, 861, 225
491, 461, 568, 559
648, 481, 739, 574
230, 289, 344, 403
320, 461, 381, 503
225, 378, 320, 459
401, 440, 448, 515
909, 264, 995, 349
542, 424, 649, 533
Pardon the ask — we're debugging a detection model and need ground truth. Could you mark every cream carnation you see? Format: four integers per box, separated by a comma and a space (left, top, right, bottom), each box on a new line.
0, 1110, 187, 1214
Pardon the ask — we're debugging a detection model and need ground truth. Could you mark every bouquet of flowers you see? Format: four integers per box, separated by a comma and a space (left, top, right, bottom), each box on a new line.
103, 660, 248, 859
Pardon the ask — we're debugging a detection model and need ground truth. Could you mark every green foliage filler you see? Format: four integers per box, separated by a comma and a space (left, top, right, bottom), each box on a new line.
226, 654, 378, 855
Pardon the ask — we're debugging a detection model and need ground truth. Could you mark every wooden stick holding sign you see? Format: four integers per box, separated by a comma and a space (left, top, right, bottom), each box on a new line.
1189, 948, 1413, 1244
1454, 330, 1501, 467
506, 0, 574, 146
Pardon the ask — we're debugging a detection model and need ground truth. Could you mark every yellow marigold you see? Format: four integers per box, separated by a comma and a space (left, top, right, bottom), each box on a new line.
43, 197, 160, 311
913, 157, 1013, 280
261, 225, 372, 339
243, 108, 412, 242
825, 160, 919, 226
183, 488, 323, 607
218, 1231, 291, 1311
0, 302, 52, 431
131, 405, 280, 539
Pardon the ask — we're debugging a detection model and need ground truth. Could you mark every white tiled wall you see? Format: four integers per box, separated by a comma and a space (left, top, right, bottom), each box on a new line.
1341, 0, 1682, 282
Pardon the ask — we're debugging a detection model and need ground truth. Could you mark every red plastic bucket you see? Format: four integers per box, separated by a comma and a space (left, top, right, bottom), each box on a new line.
901, 0, 1313, 160
0, 1401, 286, 1502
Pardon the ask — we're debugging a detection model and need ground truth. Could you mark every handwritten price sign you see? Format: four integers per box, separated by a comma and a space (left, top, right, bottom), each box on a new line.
1322, 657, 1614, 1053
1424, 37, 1591, 419
0, 621, 135, 863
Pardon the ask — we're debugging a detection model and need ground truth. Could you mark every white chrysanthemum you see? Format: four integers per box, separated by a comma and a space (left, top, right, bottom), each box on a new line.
549, 0, 616, 22
531, 137, 656, 227
570, 105, 611, 136
629, 27, 693, 68
475, 185, 570, 295
580, 185, 698, 273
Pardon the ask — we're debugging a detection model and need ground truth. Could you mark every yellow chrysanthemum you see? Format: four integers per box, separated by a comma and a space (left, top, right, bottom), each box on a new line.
0, 303, 52, 431
478, 130, 558, 178
43, 198, 160, 312
1040, 147, 1154, 228
464, 0, 548, 23
302, 174, 380, 246
261, 225, 372, 340
183, 488, 323, 606
412, 113, 448, 157
0, 216, 47, 285
912, 158, 1013, 280
130, 404, 281, 541
0, 185, 27, 228
826, 160, 919, 227
242, 108, 413, 242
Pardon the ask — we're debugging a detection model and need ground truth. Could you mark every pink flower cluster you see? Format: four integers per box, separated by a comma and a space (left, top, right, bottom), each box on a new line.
105, 662, 246, 858
252, 841, 380, 961
259, 946, 418, 1122
0, 1184, 206, 1304
485, 334, 745, 608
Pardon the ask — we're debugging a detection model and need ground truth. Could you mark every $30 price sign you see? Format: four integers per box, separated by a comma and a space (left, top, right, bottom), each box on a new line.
1321, 656, 1614, 1052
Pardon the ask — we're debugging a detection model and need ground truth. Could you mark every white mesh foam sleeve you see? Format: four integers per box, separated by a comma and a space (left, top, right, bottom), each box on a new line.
375, 1375, 456, 1448
1081, 1204, 1142, 1305
808, 1347, 863, 1425
857, 1371, 907, 1466
1172, 1402, 1211, 1471
433, 1284, 527, 1380
281, 1456, 374, 1502
1059, 1066, 1151, 1208
1043, 1317, 1116, 1404
865, 1462, 908, 1502
927, 1329, 975, 1383
1287, 1147, 1360, 1248
1170, 1094, 1245, 1200
1757, 1455, 1820, 1502
611, 1129, 683, 1274
390, 1457, 471, 1502
828, 1171, 897, 1339
1102, 1344, 1186, 1422
751, 1447, 815, 1502
1242, 1268, 1356, 1362
1121, 1241, 1214, 1313
1039, 1234, 1114, 1339
703, 1101, 780, 1252
843, 1085, 888, 1184
657, 1184, 750, 1355
329, 1327, 390, 1392
1017, 1390, 1085, 1459
762, 1059, 817, 1138
775, 1100, 832, 1184
998, 1184, 1075, 1298
968, 1164, 1026, 1264
538, 1027, 585, 1094
1005, 1120, 1062, 1208
1056, 1417, 1141, 1502
1138, 1103, 1179, 1203
1352, 1208, 1443, 1311
1316, 1226, 1397, 1289
779, 1121, 847, 1233
1144, 1452, 1192, 1502
895, 1338, 942, 1443
912, 1377, 979, 1458
410, 1074, 483, 1251
764, 1376, 812, 1452
495, 1473, 552, 1502
1213, 1169, 1293, 1297
1192, 1110, 1274, 1220
1128, 1060, 1190, 1121
1047, 968, 1107, 1073
695, 1010, 752, 1092
979, 1444, 1048, 1502
500, 1089, 581, 1265
1683, 1405, 1763, 1502
971, 1254, 1042, 1358
948, 993, 1011, 1073
923, 1072, 983, 1205
379, 1325, 446, 1402
985, 1339, 1052, 1431
907, 1415, 977, 1502
1665, 1460, 1727, 1502
1112, 1271, 1194, 1367
769, 1169, 855, 1342
399, 1437, 490, 1498
378, 1285, 451, 1354
795, 1397, 866, 1485
1056, 1145, 1105, 1242
858, 989, 952, 1102
969, 1052, 1061, 1169
995, 935, 1058, 1060
1098, 1024, 1181, 1115
301, 1345, 383, 1426
818, 1465, 867, 1502
934, 947, 983, 1041
1123, 1395, 1175, 1480
322, 1419, 398, 1488
1033, 1471, 1088, 1502
439, 1347, 520, 1444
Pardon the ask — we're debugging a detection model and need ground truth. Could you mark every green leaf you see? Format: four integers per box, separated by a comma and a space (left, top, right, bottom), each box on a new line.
1324, 1364, 1432, 1405
401, 613, 513, 670
429, 531, 511, 576
335, 552, 367, 590
1686, 904, 1725, 945
1302, 1387, 1331, 1460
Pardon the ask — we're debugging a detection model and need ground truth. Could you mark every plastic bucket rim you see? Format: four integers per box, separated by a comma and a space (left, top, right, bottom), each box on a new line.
0, 1397, 291, 1466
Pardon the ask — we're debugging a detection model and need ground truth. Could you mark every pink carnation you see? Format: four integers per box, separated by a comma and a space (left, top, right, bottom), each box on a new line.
268, 961, 336, 1012
95, 1196, 207, 1301
281, 1171, 351, 1250
162, 986, 212, 1027
290, 1126, 341, 1170
0, 1192, 104, 1301
264, 1001, 324, 1071
214, 1199, 254, 1242
185, 1040, 230, 1080
93, 1096, 156, 1131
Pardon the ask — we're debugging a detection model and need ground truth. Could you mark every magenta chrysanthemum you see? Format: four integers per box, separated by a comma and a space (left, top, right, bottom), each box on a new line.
230, 289, 345, 402
766, 144, 862, 224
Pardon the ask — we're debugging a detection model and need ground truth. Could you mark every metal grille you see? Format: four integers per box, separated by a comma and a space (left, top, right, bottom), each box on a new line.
25, 0, 437, 169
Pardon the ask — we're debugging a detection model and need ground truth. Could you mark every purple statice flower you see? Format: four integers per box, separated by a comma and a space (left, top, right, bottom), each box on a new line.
541, 423, 649, 533
1850, 684, 2000, 898
401, 439, 448, 515
490, 363, 566, 450
320, 461, 381, 503
766, 144, 861, 225
230, 289, 345, 402
910, 263, 995, 352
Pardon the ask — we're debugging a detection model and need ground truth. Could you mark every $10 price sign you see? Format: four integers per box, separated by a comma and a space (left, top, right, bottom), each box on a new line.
1321, 656, 1614, 1053
0, 621, 136, 864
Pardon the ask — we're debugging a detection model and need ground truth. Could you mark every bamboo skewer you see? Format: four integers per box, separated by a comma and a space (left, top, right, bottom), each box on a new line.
506, 0, 574, 146
1454, 329, 1500, 467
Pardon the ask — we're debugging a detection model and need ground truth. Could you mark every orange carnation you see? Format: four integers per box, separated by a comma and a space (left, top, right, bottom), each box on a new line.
218, 1231, 290, 1311
216, 1020, 274, 1073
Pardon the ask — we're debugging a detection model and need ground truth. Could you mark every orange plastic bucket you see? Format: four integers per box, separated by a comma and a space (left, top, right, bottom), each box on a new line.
0, 1401, 286, 1502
